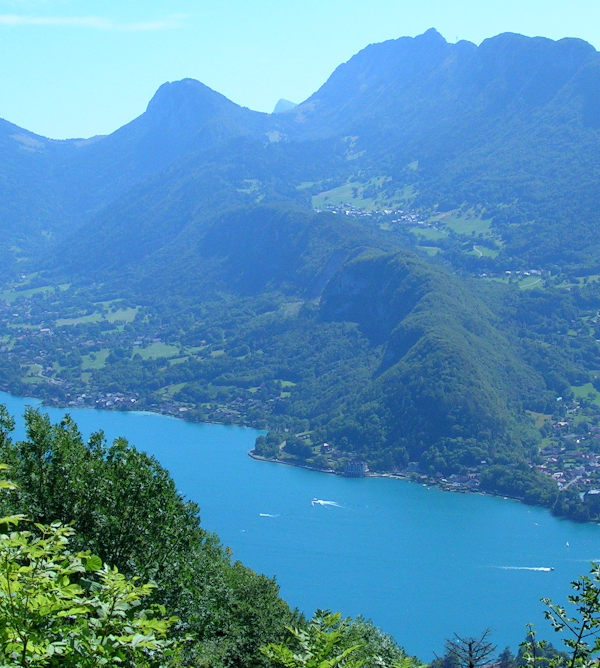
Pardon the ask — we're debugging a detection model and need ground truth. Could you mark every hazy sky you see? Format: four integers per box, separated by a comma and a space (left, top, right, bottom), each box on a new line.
1, 0, 599, 139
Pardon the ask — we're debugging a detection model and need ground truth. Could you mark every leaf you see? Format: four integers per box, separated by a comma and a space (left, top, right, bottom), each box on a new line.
57, 605, 91, 617
0, 513, 26, 526
85, 554, 103, 572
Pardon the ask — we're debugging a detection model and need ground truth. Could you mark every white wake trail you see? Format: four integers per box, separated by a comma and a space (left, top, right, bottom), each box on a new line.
496, 566, 554, 572
311, 498, 342, 508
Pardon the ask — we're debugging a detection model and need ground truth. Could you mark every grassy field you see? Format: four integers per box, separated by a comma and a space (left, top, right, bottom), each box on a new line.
237, 179, 261, 194
311, 176, 411, 210
56, 305, 139, 327
280, 301, 303, 317
471, 245, 499, 258
436, 212, 492, 236
526, 410, 551, 429
0, 281, 70, 303
168, 356, 189, 365
411, 227, 448, 241
157, 383, 186, 399
519, 275, 544, 289
21, 376, 43, 385
133, 342, 180, 360
312, 182, 378, 210
417, 245, 441, 256
1, 285, 54, 302
572, 383, 600, 407
56, 313, 103, 326
81, 349, 110, 370
484, 274, 545, 290
106, 307, 138, 323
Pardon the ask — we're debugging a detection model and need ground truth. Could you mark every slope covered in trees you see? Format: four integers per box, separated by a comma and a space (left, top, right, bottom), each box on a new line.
0, 406, 415, 667
0, 30, 599, 515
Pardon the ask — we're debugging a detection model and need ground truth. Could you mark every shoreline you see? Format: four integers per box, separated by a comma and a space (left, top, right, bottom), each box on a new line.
248, 450, 584, 522
248, 452, 600, 526
248, 450, 525, 502
0, 387, 588, 523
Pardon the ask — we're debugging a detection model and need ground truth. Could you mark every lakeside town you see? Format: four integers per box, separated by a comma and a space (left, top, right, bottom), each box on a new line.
3, 260, 600, 517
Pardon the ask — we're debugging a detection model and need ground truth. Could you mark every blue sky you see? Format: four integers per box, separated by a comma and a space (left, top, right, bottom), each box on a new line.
1, 0, 599, 139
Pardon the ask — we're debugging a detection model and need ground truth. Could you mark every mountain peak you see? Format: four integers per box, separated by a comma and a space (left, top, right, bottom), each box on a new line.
145, 78, 234, 117
272, 99, 297, 114
479, 31, 597, 58
416, 27, 447, 45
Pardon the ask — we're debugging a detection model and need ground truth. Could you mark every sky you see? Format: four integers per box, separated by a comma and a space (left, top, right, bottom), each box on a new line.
1, 0, 599, 139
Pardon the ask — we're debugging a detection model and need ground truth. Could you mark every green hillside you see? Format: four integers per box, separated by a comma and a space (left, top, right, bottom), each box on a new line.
1, 30, 600, 519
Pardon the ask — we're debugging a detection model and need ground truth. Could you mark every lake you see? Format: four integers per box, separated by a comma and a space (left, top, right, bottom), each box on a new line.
1, 391, 599, 659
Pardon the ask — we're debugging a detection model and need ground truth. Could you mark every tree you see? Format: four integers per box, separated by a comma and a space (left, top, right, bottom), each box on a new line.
335, 616, 419, 668
260, 610, 365, 667
260, 610, 417, 668
0, 465, 180, 666
442, 630, 495, 668
284, 436, 313, 460
518, 626, 566, 668
0, 407, 297, 667
537, 563, 600, 668
496, 646, 516, 668
520, 563, 600, 668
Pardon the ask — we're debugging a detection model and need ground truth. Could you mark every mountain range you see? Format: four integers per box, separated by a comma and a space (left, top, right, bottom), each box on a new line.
1, 29, 600, 509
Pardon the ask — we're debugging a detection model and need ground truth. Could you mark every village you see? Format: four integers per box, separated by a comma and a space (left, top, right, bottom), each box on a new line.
3, 266, 600, 517
316, 201, 428, 227
429, 396, 600, 509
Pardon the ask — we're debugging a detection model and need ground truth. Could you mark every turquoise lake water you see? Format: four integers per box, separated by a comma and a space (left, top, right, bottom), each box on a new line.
1, 391, 599, 659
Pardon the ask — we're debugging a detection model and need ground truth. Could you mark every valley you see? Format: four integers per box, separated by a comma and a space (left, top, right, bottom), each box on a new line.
1, 29, 600, 524
5, 8, 600, 665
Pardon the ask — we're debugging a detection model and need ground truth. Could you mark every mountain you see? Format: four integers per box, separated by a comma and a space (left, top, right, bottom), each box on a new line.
4, 30, 600, 272
1, 30, 600, 511
272, 98, 297, 113
45, 28, 600, 285
279, 29, 600, 266
67, 79, 270, 194
0, 121, 69, 271
54, 79, 275, 230
0, 79, 273, 271
318, 251, 542, 465
289, 28, 597, 135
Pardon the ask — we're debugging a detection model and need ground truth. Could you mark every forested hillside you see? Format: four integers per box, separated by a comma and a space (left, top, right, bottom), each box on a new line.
0, 406, 416, 666
1, 30, 600, 518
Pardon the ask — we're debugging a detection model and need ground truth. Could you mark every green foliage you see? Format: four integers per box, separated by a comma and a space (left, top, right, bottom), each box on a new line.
0, 475, 179, 666
254, 432, 282, 459
519, 627, 567, 668
334, 617, 419, 668
261, 611, 417, 668
0, 407, 297, 667
480, 465, 558, 506
522, 564, 600, 668
317, 251, 542, 469
261, 610, 366, 667
551, 490, 591, 523
284, 436, 313, 460
0, 408, 205, 580
543, 564, 600, 666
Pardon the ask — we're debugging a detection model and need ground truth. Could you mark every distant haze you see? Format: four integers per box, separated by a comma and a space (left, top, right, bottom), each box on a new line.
0, 0, 599, 138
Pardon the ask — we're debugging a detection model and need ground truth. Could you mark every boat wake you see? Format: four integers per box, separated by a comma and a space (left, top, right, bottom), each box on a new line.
258, 513, 279, 518
311, 498, 342, 508
497, 566, 554, 572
